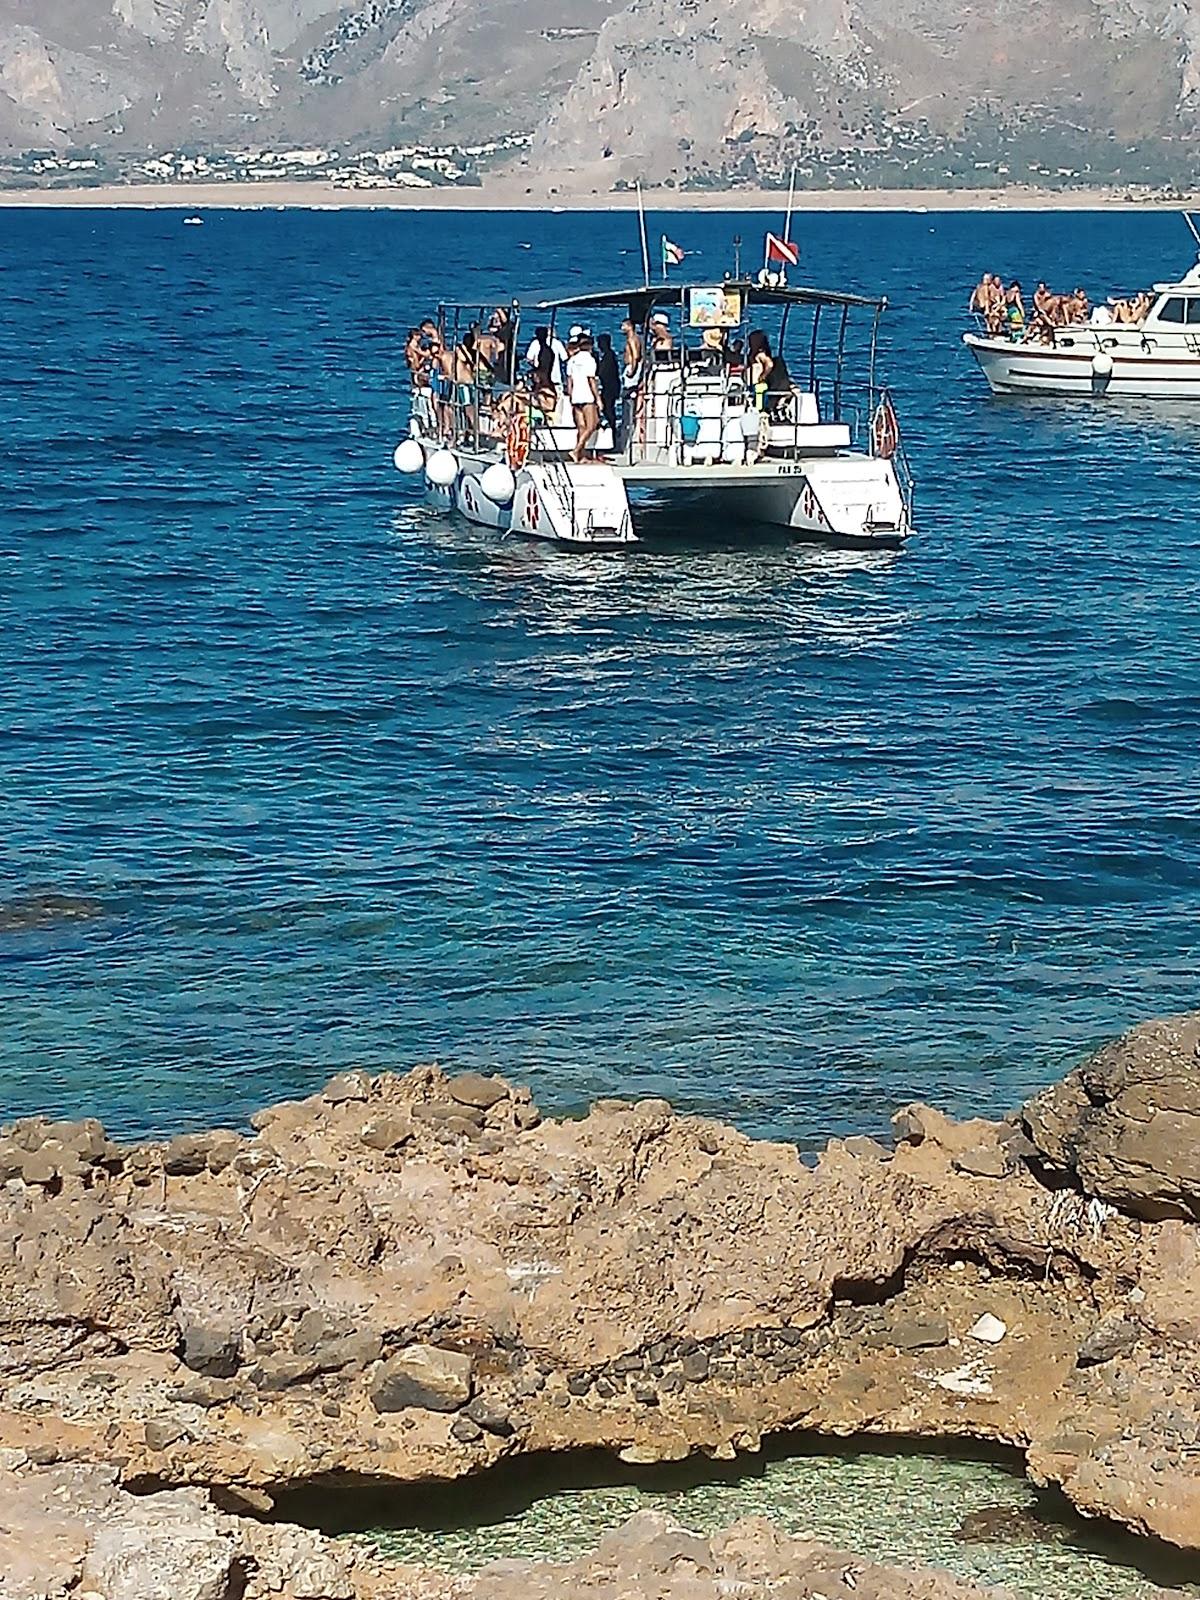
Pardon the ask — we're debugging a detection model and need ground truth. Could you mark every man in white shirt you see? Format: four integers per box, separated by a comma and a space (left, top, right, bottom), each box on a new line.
565, 333, 601, 462
525, 324, 568, 388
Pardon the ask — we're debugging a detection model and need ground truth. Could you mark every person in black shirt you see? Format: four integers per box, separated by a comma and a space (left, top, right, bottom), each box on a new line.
595, 333, 621, 439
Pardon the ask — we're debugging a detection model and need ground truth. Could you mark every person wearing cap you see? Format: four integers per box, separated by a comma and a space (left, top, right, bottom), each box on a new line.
696, 324, 728, 372
649, 312, 674, 362
566, 331, 602, 463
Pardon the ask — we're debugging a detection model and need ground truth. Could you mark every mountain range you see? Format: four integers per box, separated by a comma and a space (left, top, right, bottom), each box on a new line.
2, 0, 1199, 187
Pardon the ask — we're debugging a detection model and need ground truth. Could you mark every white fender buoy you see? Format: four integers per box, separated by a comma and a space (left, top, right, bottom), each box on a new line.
393, 438, 425, 474
425, 449, 459, 488
480, 462, 516, 505
1091, 350, 1114, 378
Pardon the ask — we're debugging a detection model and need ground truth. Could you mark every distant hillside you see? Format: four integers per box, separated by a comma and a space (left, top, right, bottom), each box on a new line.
2, 0, 1199, 189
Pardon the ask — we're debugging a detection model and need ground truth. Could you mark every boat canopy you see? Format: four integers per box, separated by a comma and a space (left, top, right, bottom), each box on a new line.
534, 280, 886, 315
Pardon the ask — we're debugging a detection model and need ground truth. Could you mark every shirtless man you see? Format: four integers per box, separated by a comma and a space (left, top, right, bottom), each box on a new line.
968, 272, 992, 317
451, 328, 481, 439
431, 335, 454, 438
969, 273, 1005, 335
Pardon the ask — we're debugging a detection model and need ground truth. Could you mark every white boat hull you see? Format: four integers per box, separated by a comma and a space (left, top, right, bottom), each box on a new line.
418, 446, 908, 549
964, 331, 1200, 399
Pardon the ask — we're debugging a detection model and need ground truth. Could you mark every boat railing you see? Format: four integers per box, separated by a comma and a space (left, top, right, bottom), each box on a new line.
870, 385, 914, 527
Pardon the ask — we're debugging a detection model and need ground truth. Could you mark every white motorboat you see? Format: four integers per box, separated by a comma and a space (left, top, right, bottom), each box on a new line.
964, 217, 1200, 400
393, 274, 914, 550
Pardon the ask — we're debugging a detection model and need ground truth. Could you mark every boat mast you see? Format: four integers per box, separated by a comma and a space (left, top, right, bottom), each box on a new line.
636, 182, 651, 288
783, 163, 796, 271
764, 164, 797, 280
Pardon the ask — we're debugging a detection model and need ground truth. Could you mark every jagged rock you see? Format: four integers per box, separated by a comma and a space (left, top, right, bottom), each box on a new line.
448, 1072, 508, 1110
322, 1071, 371, 1104
1023, 1012, 1200, 1221
842, 1135, 888, 1161
41, 1119, 112, 1164
412, 1099, 485, 1127
164, 1131, 241, 1177
369, 1345, 474, 1413
180, 1324, 241, 1379
19, 1143, 80, 1186
450, 1414, 483, 1444
887, 1315, 951, 1351
252, 1355, 322, 1391
1077, 1317, 1139, 1367
463, 1397, 514, 1436
953, 1145, 1010, 1179
358, 1112, 412, 1153
143, 1418, 187, 1452
170, 1378, 238, 1409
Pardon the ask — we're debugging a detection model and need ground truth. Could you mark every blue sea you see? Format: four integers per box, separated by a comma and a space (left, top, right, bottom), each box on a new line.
2, 204, 1199, 1143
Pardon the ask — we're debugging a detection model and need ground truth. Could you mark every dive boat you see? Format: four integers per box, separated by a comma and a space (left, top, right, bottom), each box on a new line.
964, 217, 1200, 400
393, 274, 914, 549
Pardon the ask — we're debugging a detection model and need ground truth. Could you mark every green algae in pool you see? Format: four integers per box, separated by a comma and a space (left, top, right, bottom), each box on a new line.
330, 1443, 1198, 1598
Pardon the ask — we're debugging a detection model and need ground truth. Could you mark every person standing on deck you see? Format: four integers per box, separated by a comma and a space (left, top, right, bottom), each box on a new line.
566, 332, 602, 463
620, 316, 644, 445
595, 333, 620, 440
526, 325, 567, 389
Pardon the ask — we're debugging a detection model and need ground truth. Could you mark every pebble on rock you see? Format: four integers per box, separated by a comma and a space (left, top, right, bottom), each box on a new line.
967, 1313, 1007, 1344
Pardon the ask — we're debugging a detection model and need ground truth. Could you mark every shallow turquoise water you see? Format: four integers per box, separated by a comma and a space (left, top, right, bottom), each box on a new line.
3, 209, 1200, 1140
347, 1444, 1197, 1597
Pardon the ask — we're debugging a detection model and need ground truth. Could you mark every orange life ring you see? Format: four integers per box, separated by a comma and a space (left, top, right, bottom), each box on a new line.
506, 411, 530, 471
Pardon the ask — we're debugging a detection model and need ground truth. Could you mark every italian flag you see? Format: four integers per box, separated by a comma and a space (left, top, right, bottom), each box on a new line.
661, 235, 685, 268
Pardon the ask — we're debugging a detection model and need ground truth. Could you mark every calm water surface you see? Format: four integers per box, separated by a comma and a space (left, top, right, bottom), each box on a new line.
327, 1441, 1197, 1598
2, 207, 1199, 1139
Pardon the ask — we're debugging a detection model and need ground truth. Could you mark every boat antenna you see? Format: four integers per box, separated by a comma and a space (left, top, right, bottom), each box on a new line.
636, 182, 651, 288
1186, 210, 1200, 259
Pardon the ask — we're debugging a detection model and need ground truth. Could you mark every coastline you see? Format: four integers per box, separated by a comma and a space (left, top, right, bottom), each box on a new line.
2, 1008, 1200, 1600
0, 178, 1191, 211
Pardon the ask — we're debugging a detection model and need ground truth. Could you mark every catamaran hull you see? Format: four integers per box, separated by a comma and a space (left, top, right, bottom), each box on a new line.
965, 332, 1200, 399
418, 447, 908, 549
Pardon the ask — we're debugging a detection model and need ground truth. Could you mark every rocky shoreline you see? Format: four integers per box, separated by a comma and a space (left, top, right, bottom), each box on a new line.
3, 1012, 1200, 1598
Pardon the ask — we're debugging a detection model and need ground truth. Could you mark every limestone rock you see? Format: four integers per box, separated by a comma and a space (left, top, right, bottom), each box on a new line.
953, 1144, 1010, 1179
358, 1112, 413, 1153
164, 1131, 242, 1176
1022, 1012, 1200, 1221
370, 1345, 474, 1413
323, 1070, 371, 1104
448, 1072, 509, 1110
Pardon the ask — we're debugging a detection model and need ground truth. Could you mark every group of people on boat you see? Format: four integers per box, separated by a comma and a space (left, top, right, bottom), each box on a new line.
969, 272, 1155, 344
404, 305, 795, 464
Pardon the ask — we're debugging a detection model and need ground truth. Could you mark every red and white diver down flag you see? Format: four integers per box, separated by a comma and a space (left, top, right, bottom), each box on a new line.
765, 232, 800, 266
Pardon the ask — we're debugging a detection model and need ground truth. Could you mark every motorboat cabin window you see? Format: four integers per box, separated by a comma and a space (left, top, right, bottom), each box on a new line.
1155, 296, 1189, 323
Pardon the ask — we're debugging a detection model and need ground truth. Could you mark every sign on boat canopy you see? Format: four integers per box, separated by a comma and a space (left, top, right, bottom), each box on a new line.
687, 286, 743, 328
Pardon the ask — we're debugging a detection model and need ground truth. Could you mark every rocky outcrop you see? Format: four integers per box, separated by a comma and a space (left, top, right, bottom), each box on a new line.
0, 1025, 1199, 1576
1022, 1012, 1200, 1221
